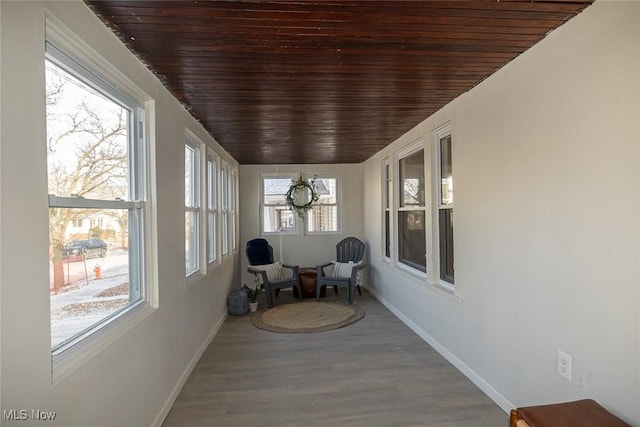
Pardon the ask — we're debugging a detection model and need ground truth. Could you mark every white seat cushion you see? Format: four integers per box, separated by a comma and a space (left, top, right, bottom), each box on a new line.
332, 261, 363, 285
250, 261, 284, 282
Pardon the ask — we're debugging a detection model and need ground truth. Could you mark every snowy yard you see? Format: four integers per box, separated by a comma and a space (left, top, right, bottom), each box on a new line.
50, 249, 130, 347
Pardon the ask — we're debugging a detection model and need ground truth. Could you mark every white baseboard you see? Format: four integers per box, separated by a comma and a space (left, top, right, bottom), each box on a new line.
151, 311, 228, 427
365, 286, 513, 414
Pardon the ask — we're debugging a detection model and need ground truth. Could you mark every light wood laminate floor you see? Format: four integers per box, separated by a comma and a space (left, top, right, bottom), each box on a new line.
162, 289, 507, 427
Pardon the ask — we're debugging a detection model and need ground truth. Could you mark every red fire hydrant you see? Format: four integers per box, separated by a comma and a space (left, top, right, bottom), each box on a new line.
94, 265, 102, 280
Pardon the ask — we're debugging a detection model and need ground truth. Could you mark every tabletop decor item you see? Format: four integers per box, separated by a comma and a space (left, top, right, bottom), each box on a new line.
285, 174, 320, 219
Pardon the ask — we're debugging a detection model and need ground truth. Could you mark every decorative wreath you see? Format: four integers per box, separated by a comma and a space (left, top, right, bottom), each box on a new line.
285, 174, 320, 219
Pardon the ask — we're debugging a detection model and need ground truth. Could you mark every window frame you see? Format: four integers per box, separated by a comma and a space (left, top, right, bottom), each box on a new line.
230, 167, 238, 253
305, 175, 341, 235
260, 174, 298, 236
46, 16, 157, 381
220, 160, 230, 257
394, 140, 428, 276
382, 158, 392, 261
435, 124, 455, 288
206, 149, 219, 266
184, 131, 205, 279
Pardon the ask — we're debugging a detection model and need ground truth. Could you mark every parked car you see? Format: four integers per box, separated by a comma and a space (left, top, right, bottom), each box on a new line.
63, 238, 107, 260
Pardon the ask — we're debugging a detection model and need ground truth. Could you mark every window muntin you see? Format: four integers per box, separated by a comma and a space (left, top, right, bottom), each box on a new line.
437, 132, 454, 284
206, 152, 218, 264
261, 176, 296, 235
46, 45, 147, 351
397, 148, 426, 272
306, 177, 339, 234
185, 139, 200, 276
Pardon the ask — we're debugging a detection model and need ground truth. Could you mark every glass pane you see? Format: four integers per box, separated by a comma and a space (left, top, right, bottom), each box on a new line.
399, 150, 424, 207
185, 145, 195, 207
398, 210, 426, 272
207, 159, 216, 210
384, 164, 390, 209
262, 206, 294, 233
207, 212, 216, 263
221, 166, 228, 210
185, 211, 199, 275
385, 211, 390, 258
440, 135, 453, 206
49, 208, 132, 348
230, 170, 237, 210
263, 178, 290, 205
311, 178, 337, 204
439, 208, 455, 283
231, 211, 237, 250
307, 205, 338, 232
46, 60, 129, 201
222, 212, 228, 255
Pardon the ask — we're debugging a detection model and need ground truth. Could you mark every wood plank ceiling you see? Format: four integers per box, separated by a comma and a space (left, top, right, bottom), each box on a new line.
85, 1, 592, 165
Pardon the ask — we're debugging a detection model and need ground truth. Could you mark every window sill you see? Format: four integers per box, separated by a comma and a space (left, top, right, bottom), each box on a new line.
186, 270, 205, 288
304, 231, 341, 236
428, 280, 462, 304
207, 259, 221, 271
397, 263, 428, 281
260, 232, 296, 237
52, 301, 157, 384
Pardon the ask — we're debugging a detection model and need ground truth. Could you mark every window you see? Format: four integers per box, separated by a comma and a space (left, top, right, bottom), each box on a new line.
46, 43, 148, 351
383, 159, 391, 259
261, 175, 296, 235
206, 151, 218, 264
397, 145, 426, 272
437, 129, 454, 284
230, 168, 238, 252
221, 161, 229, 255
306, 176, 339, 234
185, 137, 201, 276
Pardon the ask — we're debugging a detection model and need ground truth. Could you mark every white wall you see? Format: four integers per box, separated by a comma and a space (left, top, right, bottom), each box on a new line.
362, 1, 640, 423
239, 164, 364, 286
1, 2, 239, 426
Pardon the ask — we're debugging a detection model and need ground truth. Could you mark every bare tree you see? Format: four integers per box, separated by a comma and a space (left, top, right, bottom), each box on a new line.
46, 62, 127, 290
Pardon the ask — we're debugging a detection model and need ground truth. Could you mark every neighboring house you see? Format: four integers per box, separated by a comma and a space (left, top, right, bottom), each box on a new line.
65, 210, 124, 245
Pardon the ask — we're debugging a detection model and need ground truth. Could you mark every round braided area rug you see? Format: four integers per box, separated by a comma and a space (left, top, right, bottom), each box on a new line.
251, 301, 364, 334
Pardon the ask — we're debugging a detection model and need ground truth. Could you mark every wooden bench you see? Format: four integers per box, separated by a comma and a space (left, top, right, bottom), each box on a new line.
509, 399, 630, 427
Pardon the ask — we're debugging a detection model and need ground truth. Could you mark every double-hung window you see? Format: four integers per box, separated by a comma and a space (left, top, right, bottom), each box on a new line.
306, 176, 339, 234
436, 127, 454, 284
206, 151, 218, 264
396, 144, 427, 273
46, 42, 150, 352
221, 161, 229, 256
230, 168, 238, 252
184, 136, 201, 277
261, 175, 296, 235
383, 159, 391, 260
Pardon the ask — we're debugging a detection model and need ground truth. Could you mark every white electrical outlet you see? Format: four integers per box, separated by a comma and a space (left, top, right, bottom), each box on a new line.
557, 350, 572, 380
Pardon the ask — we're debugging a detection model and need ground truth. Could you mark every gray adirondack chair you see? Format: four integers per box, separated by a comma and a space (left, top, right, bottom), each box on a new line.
316, 237, 366, 304
246, 238, 301, 308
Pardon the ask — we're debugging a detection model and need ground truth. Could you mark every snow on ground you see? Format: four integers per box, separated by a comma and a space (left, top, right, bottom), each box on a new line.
50, 250, 130, 347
